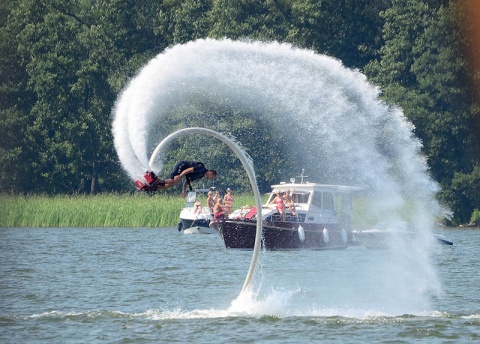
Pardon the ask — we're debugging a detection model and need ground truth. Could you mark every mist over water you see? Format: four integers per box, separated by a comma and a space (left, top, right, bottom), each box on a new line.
112, 39, 447, 315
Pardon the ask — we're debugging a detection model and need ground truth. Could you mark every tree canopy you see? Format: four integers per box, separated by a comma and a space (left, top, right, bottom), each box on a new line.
0, 0, 478, 224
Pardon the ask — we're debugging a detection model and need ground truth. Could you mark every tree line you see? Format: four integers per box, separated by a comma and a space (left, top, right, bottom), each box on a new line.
0, 0, 479, 224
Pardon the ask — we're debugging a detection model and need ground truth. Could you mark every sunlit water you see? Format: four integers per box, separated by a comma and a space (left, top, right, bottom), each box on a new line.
1, 227, 479, 343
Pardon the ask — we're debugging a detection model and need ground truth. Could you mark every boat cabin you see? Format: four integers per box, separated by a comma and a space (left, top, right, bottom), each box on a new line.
263, 182, 362, 230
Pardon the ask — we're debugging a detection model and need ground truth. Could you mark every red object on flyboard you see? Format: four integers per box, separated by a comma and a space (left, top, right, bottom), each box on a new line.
135, 171, 166, 191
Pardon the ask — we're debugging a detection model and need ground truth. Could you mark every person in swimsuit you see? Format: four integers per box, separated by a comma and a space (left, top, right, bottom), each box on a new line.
223, 188, 234, 215
206, 191, 215, 211
193, 200, 203, 214
283, 189, 297, 216
270, 191, 285, 221
213, 198, 225, 220
213, 190, 221, 204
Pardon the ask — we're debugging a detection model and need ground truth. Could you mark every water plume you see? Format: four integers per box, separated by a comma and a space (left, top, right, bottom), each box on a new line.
112, 38, 446, 314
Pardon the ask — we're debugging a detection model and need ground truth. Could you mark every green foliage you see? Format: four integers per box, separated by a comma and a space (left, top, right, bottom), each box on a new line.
441, 166, 480, 224
0, 193, 183, 227
471, 209, 480, 225
365, 0, 480, 224
0, 193, 260, 227
208, 0, 290, 42
0, 0, 479, 224
287, 0, 387, 68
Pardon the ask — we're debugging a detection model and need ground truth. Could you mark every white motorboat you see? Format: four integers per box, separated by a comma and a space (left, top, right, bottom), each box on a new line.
177, 189, 216, 234
210, 177, 362, 250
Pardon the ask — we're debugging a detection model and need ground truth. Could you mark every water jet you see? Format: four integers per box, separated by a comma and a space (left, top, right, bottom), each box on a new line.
112, 38, 445, 311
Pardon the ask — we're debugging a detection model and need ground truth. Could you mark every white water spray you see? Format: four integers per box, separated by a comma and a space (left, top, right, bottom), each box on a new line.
112, 39, 446, 314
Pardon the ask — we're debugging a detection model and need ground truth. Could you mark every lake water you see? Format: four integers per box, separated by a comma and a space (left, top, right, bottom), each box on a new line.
1, 227, 479, 343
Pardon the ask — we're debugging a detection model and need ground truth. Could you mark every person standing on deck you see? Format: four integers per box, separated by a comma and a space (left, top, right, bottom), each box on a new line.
213, 190, 221, 204
223, 188, 234, 215
213, 198, 226, 220
206, 191, 215, 211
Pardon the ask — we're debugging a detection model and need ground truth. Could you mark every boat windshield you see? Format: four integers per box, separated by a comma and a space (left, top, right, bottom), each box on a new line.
292, 192, 310, 204
186, 191, 197, 203
266, 191, 310, 204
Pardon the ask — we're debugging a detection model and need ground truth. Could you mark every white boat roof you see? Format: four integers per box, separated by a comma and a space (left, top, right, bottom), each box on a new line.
270, 182, 362, 193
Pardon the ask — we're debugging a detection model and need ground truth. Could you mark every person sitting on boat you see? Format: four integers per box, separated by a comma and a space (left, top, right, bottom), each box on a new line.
213, 198, 226, 220
223, 188, 234, 215
193, 200, 203, 214
270, 191, 286, 221
206, 191, 215, 211
283, 189, 297, 216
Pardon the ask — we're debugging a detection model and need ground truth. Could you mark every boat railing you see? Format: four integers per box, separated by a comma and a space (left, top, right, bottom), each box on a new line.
265, 212, 306, 223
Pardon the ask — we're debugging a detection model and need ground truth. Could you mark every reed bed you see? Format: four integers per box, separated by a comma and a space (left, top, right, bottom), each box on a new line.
0, 193, 258, 228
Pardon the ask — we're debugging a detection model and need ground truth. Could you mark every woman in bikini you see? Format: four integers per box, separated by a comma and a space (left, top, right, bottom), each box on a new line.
223, 188, 234, 215
270, 191, 286, 221
213, 198, 226, 220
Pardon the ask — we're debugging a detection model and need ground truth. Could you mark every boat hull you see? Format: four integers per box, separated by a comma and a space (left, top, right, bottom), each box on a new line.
183, 225, 217, 235
181, 218, 210, 229
210, 219, 352, 250
179, 218, 216, 234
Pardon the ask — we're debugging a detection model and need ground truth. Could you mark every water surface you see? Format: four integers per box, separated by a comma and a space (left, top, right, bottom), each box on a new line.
1, 227, 479, 343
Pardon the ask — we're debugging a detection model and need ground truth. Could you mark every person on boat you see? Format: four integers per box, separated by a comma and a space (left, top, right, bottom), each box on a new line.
193, 200, 203, 214
270, 191, 286, 221
213, 190, 221, 204
206, 191, 215, 211
223, 188, 234, 215
283, 189, 297, 216
213, 198, 226, 220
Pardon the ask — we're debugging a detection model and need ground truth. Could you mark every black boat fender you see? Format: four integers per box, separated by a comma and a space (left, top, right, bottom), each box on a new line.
177, 221, 183, 232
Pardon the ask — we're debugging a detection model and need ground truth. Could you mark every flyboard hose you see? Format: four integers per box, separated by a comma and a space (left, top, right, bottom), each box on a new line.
148, 127, 263, 293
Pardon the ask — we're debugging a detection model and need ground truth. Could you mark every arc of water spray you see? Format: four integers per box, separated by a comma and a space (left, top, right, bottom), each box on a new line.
148, 127, 263, 293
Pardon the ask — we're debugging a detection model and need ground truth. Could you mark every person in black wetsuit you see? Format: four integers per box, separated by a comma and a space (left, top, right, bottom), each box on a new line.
164, 161, 217, 197
136, 161, 216, 195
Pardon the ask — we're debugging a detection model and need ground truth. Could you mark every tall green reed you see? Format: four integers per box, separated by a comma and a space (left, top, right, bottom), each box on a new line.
0, 193, 259, 228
